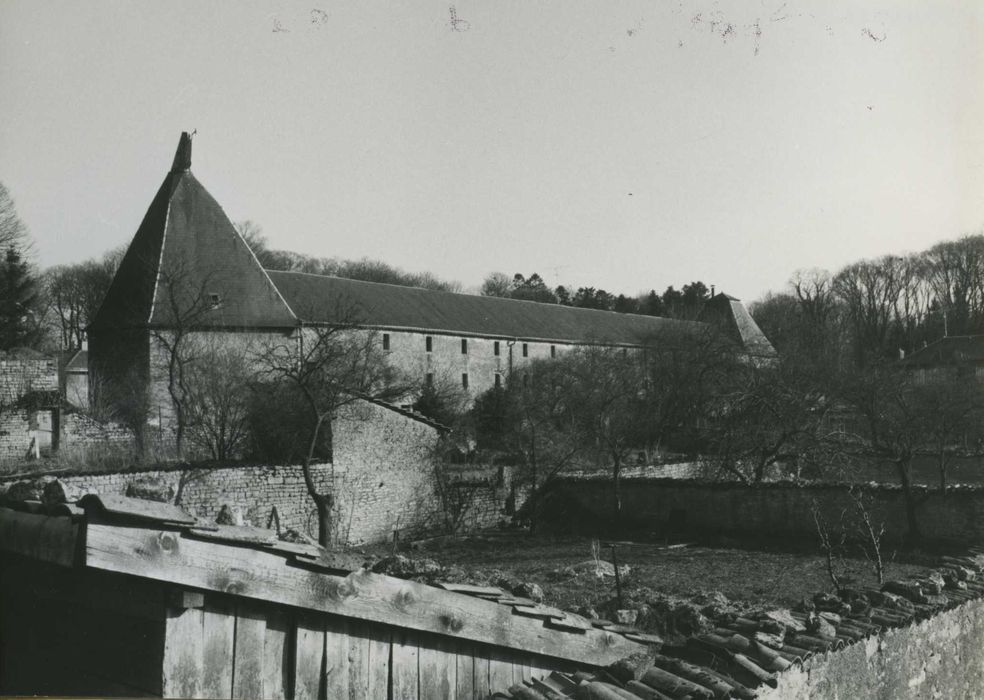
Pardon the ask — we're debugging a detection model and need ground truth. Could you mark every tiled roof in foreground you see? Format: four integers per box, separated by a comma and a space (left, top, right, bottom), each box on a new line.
268, 270, 701, 345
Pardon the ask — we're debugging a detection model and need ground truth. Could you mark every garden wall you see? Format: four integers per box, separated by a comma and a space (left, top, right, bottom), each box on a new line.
545, 477, 984, 543
761, 598, 984, 699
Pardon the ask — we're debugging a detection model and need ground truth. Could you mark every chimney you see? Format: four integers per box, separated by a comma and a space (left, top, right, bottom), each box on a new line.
170, 131, 193, 172
710, 285, 716, 297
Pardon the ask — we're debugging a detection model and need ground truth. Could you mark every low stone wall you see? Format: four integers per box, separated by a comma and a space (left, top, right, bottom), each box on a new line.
544, 477, 984, 543
761, 598, 984, 699
1, 464, 330, 535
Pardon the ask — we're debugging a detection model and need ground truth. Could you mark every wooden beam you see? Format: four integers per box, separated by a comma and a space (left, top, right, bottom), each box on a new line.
85, 523, 644, 666
0, 509, 79, 567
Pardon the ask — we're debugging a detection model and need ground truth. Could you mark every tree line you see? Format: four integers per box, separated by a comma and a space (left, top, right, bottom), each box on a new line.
481, 272, 713, 319
753, 233, 984, 369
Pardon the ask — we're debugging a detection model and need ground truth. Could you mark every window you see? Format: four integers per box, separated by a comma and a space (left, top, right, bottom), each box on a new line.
494, 373, 502, 388
494, 341, 500, 356
425, 373, 434, 386
461, 373, 469, 389
550, 345, 556, 358
522, 373, 530, 388
208, 292, 222, 309
461, 338, 468, 354
425, 336, 433, 352
522, 343, 529, 357
382, 333, 390, 351
622, 348, 628, 358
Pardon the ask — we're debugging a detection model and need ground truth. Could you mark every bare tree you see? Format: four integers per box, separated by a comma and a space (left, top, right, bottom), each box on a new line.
253, 300, 412, 546
44, 250, 121, 350
849, 487, 886, 585
0, 183, 30, 254
183, 339, 253, 461
149, 260, 222, 457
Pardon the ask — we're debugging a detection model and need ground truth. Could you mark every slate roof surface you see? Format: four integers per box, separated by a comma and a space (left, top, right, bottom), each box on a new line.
698, 294, 777, 359
89, 133, 296, 332
89, 133, 781, 356
901, 335, 984, 367
268, 270, 700, 345
64, 349, 87, 372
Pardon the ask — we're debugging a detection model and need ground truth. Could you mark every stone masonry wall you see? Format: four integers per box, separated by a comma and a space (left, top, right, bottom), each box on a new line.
0, 397, 460, 545
329, 400, 444, 545
546, 477, 984, 543
760, 598, 984, 699
0, 358, 58, 404
2, 463, 331, 535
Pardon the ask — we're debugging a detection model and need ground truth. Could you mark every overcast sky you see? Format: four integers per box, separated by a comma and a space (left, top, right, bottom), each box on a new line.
2, 1, 982, 302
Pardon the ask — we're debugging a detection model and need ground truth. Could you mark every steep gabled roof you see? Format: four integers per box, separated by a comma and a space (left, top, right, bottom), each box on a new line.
268, 270, 698, 345
698, 293, 777, 358
89, 133, 296, 332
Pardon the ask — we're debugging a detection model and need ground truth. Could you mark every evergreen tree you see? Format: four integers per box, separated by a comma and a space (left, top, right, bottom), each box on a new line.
0, 246, 41, 350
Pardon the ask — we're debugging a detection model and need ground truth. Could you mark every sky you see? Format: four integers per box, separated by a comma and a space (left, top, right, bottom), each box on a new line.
1, 1, 982, 303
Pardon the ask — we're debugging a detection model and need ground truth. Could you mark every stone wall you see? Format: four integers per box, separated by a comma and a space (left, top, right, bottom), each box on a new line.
761, 598, 984, 699
0, 396, 484, 545
3, 464, 329, 535
544, 477, 984, 543
328, 400, 444, 544
0, 357, 58, 403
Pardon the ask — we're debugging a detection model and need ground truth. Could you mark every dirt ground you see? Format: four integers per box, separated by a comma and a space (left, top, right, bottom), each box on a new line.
387, 534, 933, 614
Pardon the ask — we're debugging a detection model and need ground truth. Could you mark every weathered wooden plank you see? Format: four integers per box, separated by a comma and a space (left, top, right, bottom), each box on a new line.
202, 600, 236, 699
162, 607, 204, 698
295, 614, 326, 700
392, 631, 419, 699
473, 651, 491, 700
419, 636, 455, 699
262, 609, 291, 700
436, 582, 508, 596
366, 623, 391, 699
232, 606, 266, 699
0, 509, 80, 567
324, 616, 351, 698
85, 523, 645, 666
81, 494, 197, 524
456, 647, 476, 699
488, 648, 514, 698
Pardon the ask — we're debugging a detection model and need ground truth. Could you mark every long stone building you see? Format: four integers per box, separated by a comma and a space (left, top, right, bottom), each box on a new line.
88, 133, 774, 423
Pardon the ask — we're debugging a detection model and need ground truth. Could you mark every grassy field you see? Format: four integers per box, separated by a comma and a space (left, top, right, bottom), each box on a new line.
408, 534, 934, 614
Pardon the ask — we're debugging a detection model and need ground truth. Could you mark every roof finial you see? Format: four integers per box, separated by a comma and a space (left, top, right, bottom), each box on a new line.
170, 131, 194, 172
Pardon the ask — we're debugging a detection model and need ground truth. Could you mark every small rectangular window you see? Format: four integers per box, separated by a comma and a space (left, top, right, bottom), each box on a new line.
550, 345, 556, 358
522, 373, 530, 387
494, 374, 502, 388
622, 348, 628, 358
461, 338, 468, 354
425, 373, 434, 386
425, 336, 433, 352
208, 292, 222, 308
494, 341, 500, 356
382, 333, 390, 351
461, 373, 469, 389
522, 343, 529, 358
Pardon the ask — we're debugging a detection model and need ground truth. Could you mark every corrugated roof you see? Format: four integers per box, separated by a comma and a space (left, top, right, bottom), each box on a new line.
268, 270, 700, 345
89, 134, 296, 332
